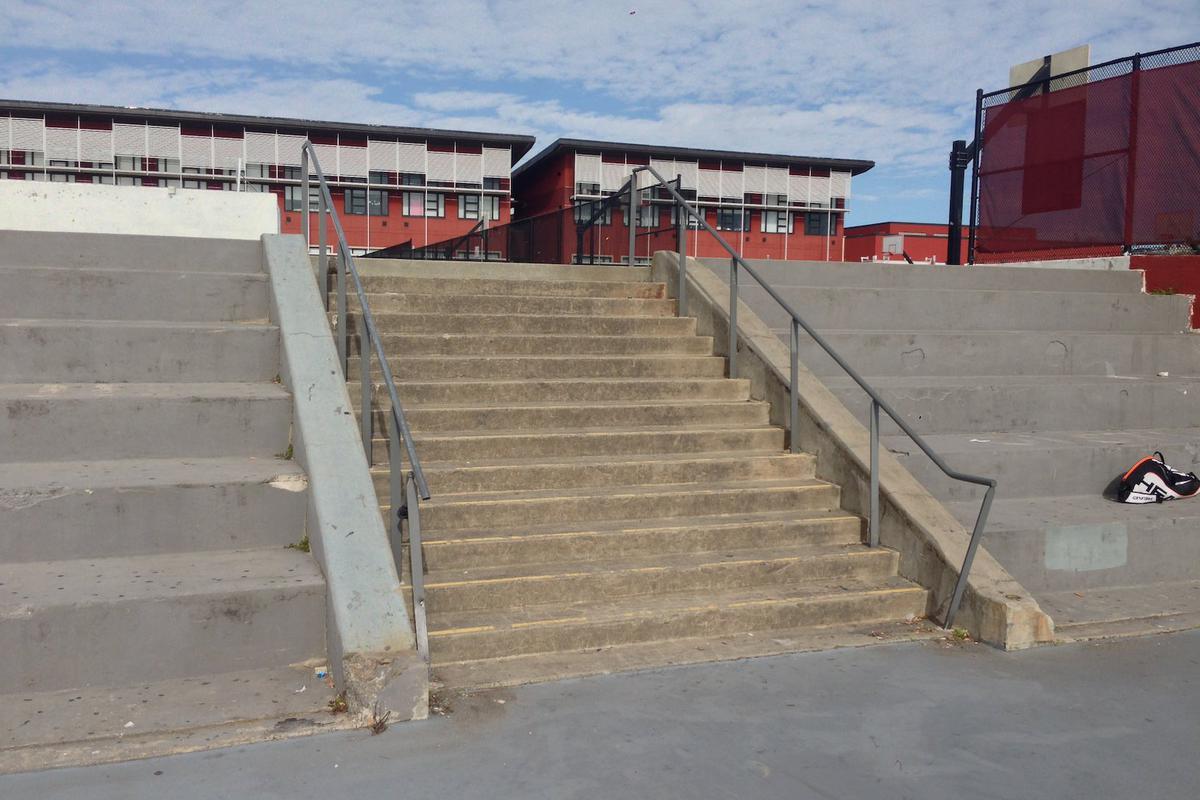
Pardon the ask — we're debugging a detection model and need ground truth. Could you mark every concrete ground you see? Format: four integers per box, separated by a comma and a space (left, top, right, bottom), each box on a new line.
5, 631, 1198, 800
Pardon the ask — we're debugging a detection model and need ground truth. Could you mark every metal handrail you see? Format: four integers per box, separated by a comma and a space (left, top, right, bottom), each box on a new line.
630, 164, 996, 630
299, 141, 432, 657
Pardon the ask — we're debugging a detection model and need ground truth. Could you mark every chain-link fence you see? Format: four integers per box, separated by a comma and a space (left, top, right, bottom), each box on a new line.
971, 41, 1200, 263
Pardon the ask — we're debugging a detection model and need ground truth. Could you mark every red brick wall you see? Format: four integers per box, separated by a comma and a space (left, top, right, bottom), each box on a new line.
1131, 254, 1200, 329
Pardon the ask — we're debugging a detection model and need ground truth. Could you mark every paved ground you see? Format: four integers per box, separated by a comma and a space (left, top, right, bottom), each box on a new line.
4, 630, 1198, 800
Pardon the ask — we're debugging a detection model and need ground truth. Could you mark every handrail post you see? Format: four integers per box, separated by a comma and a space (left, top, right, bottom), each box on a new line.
789, 319, 799, 454
945, 482, 997, 629
388, 415, 403, 572
728, 257, 738, 378
358, 312, 373, 464
677, 200, 688, 316
317, 179, 327, 297
301, 149, 310, 253
335, 240, 348, 378
869, 399, 880, 547
628, 170, 638, 266
406, 473, 430, 659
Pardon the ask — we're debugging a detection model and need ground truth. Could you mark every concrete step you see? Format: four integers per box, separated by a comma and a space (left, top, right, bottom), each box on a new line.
348, 354, 726, 381
427, 576, 927, 664
0, 547, 326, 693
741, 285, 1191, 333
418, 543, 898, 614
1037, 579, 1200, 642
0, 231, 263, 274
946, 494, 1200, 594
0, 382, 292, 462
358, 292, 676, 318
0, 663, 344, 774
883, 428, 1200, 501
418, 509, 862, 570
433, 617, 941, 691
350, 332, 714, 357
826, 374, 1200, 436
0, 319, 279, 383
415, 478, 841, 531
0, 457, 307, 563
351, 311, 697, 336
386, 377, 751, 405
354, 274, 667, 298
391, 424, 785, 462
372, 400, 771, 433
0, 266, 269, 322
373, 451, 816, 496
701, 258, 1146, 293
356, 259, 650, 283
793, 329, 1200, 378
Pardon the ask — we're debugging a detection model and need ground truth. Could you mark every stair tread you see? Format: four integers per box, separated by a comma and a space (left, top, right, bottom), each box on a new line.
427, 574, 924, 634
374, 449, 805, 474
422, 541, 885, 585
361, 354, 722, 362
0, 547, 324, 608
406, 423, 779, 441
0, 318, 277, 331
0, 381, 290, 401
432, 618, 942, 689
0, 455, 303, 491
419, 508, 859, 543
420, 477, 834, 506
0, 663, 343, 760
391, 377, 744, 386
395, 399, 766, 412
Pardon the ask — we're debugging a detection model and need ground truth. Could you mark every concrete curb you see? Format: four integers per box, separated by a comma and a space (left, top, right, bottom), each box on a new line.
653, 252, 1054, 650
263, 234, 428, 719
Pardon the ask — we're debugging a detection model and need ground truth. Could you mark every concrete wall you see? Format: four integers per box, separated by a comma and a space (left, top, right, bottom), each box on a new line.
0, 180, 279, 240
654, 251, 1054, 650
263, 233, 427, 720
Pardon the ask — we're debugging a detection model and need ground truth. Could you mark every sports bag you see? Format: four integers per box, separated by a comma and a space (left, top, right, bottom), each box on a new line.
1116, 452, 1200, 504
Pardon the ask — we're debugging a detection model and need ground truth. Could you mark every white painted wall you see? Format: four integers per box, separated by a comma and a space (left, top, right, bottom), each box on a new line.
0, 180, 279, 240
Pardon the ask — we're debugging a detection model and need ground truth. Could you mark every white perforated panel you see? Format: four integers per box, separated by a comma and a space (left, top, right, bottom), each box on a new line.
368, 139, 398, 173
809, 176, 831, 203
146, 125, 179, 158
600, 162, 628, 192
635, 169, 656, 189
830, 170, 851, 199
649, 158, 674, 183
181, 136, 211, 168
11, 117, 45, 151
245, 132, 276, 164
742, 166, 766, 195
482, 147, 509, 178
764, 167, 789, 195
44, 126, 78, 160
113, 123, 145, 156
455, 152, 482, 184
574, 153, 602, 185
697, 169, 720, 197
719, 169, 743, 198
339, 144, 368, 178
312, 143, 338, 174
675, 161, 698, 191
214, 137, 245, 170
277, 134, 305, 167
79, 128, 113, 162
426, 150, 454, 182
397, 142, 425, 173
788, 174, 810, 205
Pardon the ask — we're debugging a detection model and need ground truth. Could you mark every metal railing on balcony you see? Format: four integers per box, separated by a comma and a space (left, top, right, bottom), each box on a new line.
300, 141, 433, 658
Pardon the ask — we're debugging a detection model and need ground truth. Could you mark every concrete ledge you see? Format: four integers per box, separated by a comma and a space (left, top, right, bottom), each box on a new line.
0, 181, 278, 240
263, 234, 428, 720
653, 252, 1054, 650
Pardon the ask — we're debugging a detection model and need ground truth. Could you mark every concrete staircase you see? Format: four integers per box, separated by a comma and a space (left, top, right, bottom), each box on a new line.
0, 233, 335, 770
707, 258, 1200, 640
348, 261, 933, 691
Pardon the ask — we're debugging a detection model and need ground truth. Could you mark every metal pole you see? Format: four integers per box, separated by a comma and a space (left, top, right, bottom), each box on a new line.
869, 399, 880, 547
967, 88, 983, 264
947, 139, 967, 266
789, 320, 799, 454
677, 200, 688, 316
728, 257, 738, 378
1123, 53, 1142, 251
317, 180, 327, 293
944, 483, 997, 629
406, 474, 430, 659
628, 171, 639, 266
336, 240, 347, 378
358, 313, 373, 464
388, 420, 403, 574
301, 149, 310, 250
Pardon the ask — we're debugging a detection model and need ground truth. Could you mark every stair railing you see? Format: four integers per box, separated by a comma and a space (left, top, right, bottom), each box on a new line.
629, 164, 996, 630
300, 141, 433, 657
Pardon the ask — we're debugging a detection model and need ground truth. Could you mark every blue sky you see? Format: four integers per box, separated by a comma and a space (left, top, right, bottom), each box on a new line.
1, 1, 1194, 225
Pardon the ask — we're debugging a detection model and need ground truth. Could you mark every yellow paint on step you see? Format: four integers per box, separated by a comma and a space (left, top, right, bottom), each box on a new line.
511, 616, 589, 629
429, 625, 496, 637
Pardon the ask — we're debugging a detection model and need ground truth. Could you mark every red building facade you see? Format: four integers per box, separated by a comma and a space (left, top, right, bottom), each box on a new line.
843, 221, 953, 264
0, 99, 534, 253
511, 139, 873, 264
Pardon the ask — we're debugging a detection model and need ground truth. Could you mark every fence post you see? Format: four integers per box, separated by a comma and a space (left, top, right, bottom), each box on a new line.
869, 399, 880, 547
946, 140, 968, 266
789, 320, 799, 454
676, 197, 688, 316
1123, 53, 1142, 251
358, 313, 373, 464
967, 88, 983, 264
728, 258, 738, 378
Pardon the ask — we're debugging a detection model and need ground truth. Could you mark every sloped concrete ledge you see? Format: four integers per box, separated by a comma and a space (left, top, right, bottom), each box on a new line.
263, 234, 428, 719
653, 252, 1054, 650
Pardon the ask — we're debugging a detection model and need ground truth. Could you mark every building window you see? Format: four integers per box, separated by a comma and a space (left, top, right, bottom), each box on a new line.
805, 213, 831, 236
717, 208, 748, 232
48, 160, 75, 182
183, 167, 204, 190
482, 195, 500, 220
402, 191, 424, 217
285, 185, 322, 212
115, 155, 137, 172
400, 173, 424, 186
242, 163, 269, 192
345, 188, 368, 215
575, 182, 601, 197
425, 192, 445, 217
484, 177, 502, 190
458, 193, 480, 219
369, 189, 388, 216
574, 199, 611, 226
369, 170, 391, 186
